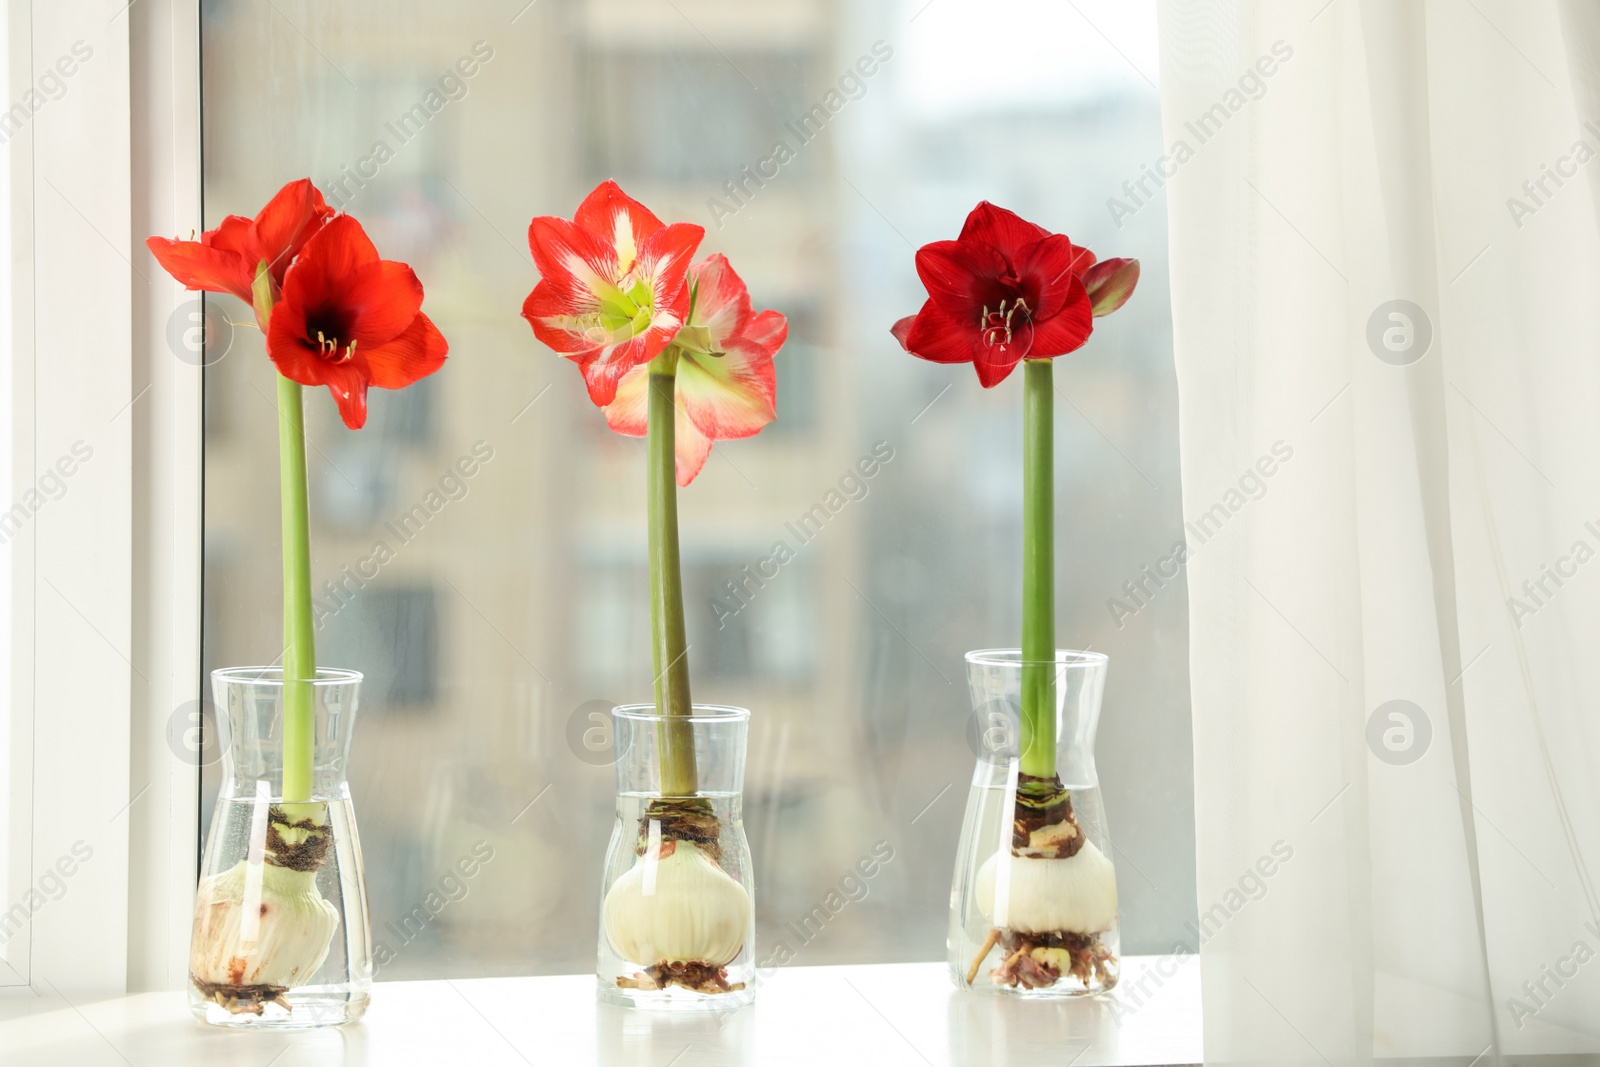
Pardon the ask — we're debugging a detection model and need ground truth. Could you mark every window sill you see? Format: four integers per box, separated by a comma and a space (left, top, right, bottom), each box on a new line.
0, 957, 1200, 1066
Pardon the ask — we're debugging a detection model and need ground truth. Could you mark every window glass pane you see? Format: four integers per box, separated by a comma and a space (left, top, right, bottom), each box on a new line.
200, 0, 1193, 979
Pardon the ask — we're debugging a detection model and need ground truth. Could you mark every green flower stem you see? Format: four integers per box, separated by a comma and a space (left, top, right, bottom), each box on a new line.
277, 374, 317, 810
1020, 358, 1056, 779
255, 263, 317, 816
648, 351, 698, 797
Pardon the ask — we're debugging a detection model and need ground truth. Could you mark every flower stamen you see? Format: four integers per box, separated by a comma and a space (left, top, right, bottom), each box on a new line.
314, 329, 357, 362
979, 298, 1031, 349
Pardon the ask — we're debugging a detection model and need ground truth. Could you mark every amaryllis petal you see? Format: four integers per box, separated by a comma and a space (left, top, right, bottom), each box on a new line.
902, 303, 983, 365
889, 314, 917, 352
265, 296, 311, 369
914, 239, 1008, 315
1025, 279, 1094, 357
250, 178, 334, 283
674, 401, 715, 487
145, 235, 255, 304
1083, 258, 1141, 317
340, 260, 425, 346
1014, 234, 1085, 320
320, 363, 371, 430
362, 313, 448, 388
522, 278, 610, 357
602, 365, 650, 436
675, 257, 782, 469
973, 329, 1027, 388
147, 179, 338, 315
283, 216, 380, 303
738, 307, 788, 354
958, 201, 1050, 258
573, 180, 667, 271
638, 222, 701, 324
598, 363, 722, 486
526, 215, 623, 319
678, 343, 777, 441
577, 342, 657, 407
687, 253, 752, 347
209, 215, 255, 258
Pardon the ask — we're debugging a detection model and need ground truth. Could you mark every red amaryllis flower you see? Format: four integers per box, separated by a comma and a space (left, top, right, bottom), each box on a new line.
603, 254, 786, 486
145, 178, 335, 314
522, 181, 705, 406
890, 202, 1140, 387
265, 215, 447, 430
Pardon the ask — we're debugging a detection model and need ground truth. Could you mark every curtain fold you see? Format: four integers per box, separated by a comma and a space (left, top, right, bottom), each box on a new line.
1158, 0, 1600, 1061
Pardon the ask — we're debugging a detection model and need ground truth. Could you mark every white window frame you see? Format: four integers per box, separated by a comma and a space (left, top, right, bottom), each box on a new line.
1, 0, 201, 994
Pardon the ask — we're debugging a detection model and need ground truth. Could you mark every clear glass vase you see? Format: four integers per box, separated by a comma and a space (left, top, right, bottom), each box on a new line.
189, 667, 372, 1028
597, 704, 756, 1011
949, 649, 1120, 997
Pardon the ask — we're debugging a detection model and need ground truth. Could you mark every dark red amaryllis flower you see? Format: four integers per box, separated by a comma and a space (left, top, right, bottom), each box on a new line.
265, 215, 447, 429
890, 202, 1140, 387
145, 178, 335, 315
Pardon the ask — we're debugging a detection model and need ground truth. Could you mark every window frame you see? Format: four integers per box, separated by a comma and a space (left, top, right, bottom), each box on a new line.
0, 0, 1193, 999
1, 0, 202, 994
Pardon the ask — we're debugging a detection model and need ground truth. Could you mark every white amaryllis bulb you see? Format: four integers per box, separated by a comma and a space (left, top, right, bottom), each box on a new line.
191, 860, 340, 990
975, 839, 1118, 934
603, 841, 750, 967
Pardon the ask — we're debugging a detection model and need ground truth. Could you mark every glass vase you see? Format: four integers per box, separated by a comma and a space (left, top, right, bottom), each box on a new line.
949, 649, 1120, 997
597, 704, 756, 1011
189, 667, 372, 1028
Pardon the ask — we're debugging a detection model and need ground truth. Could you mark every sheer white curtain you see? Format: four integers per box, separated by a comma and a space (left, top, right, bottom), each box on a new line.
1159, 0, 1600, 1061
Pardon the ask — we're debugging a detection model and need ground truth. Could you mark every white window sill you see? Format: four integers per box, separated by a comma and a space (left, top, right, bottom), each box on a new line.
0, 956, 1200, 1066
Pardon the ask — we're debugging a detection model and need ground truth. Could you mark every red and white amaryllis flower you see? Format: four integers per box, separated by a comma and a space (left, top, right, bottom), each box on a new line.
265, 216, 448, 430
146, 178, 335, 317
522, 181, 705, 406
890, 202, 1139, 387
603, 254, 786, 486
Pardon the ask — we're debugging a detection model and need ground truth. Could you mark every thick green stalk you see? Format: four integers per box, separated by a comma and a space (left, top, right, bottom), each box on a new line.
277, 373, 317, 806
255, 263, 317, 809
648, 353, 697, 797
1020, 359, 1056, 778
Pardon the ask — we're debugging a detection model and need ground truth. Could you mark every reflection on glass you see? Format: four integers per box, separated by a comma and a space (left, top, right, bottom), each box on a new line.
201, 0, 1192, 981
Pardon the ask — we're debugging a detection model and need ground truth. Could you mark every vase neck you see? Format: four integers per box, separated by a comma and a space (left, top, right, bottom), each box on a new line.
212, 668, 361, 800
